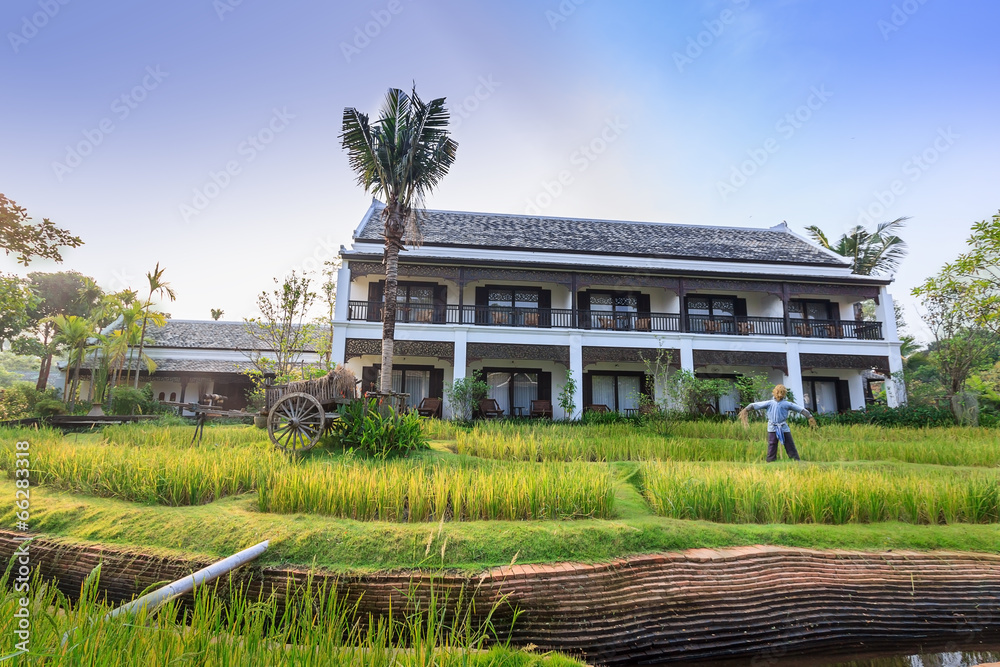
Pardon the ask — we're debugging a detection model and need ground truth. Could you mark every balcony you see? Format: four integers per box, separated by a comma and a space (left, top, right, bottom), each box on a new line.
346, 301, 883, 340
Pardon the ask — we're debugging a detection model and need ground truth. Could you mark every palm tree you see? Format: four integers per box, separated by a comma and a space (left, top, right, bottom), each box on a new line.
805, 217, 909, 276
341, 86, 458, 394
210, 308, 224, 321
133, 263, 175, 388
50, 314, 95, 410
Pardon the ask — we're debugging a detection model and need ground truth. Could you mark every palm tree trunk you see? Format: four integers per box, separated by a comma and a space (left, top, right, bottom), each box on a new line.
69, 348, 83, 410
379, 242, 400, 394
36, 325, 53, 391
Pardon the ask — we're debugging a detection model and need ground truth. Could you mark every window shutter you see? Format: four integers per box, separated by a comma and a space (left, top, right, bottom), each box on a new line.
735, 298, 748, 318
577, 291, 591, 329
836, 379, 851, 413
539, 289, 552, 327
475, 287, 488, 324
430, 368, 444, 402
638, 293, 651, 314
538, 371, 552, 402
367, 283, 384, 322
361, 366, 378, 395
433, 285, 448, 323
582, 372, 593, 408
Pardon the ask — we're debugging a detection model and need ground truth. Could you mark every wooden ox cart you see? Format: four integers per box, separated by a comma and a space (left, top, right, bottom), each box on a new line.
264, 370, 357, 452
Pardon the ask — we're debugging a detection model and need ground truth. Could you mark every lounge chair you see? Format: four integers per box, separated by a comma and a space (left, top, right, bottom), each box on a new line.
530, 399, 553, 419
478, 398, 504, 419
416, 397, 442, 418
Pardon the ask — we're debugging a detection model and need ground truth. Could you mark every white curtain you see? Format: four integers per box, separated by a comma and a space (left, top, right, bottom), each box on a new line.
391, 370, 404, 394
592, 375, 615, 411
617, 376, 641, 412
511, 373, 538, 413
488, 372, 510, 414
718, 382, 740, 415
405, 371, 430, 409
815, 381, 838, 414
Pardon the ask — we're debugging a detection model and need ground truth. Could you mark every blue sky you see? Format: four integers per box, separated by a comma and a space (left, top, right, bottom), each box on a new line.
2, 0, 997, 338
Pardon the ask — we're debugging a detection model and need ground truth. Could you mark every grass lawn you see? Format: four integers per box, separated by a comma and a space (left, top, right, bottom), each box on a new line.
2, 420, 999, 573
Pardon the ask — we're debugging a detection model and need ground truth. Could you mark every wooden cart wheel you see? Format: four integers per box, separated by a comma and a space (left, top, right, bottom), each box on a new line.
267, 392, 326, 452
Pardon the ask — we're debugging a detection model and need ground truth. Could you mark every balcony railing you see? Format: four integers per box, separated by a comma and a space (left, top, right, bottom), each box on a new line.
346, 301, 883, 339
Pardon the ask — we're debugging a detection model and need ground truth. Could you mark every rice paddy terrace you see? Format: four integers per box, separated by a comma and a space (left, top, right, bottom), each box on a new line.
2, 420, 1000, 665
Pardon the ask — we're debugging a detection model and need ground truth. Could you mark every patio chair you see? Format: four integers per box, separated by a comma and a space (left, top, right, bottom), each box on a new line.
478, 398, 505, 420
530, 399, 553, 419
585, 403, 610, 413
416, 397, 442, 418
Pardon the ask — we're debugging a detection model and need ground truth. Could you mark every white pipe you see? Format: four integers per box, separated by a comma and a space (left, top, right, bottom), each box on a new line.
107, 540, 269, 618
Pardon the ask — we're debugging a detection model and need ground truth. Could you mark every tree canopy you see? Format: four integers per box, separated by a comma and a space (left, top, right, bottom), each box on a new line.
0, 194, 83, 265
805, 217, 908, 276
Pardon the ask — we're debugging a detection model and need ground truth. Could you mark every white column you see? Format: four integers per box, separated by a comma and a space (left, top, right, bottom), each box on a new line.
678, 336, 694, 372
334, 259, 351, 323
569, 333, 583, 420
874, 285, 898, 342
444, 329, 468, 420
784, 341, 805, 406
885, 343, 907, 407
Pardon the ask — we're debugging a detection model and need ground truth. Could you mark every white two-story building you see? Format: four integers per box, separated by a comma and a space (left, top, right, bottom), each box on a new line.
331, 201, 904, 420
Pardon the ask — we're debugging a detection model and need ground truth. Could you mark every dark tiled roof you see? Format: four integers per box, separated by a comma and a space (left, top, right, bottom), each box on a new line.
356, 203, 846, 266
144, 321, 317, 351
81, 357, 255, 373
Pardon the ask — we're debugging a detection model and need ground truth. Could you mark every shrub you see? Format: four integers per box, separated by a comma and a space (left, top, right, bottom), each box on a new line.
334, 398, 428, 458
109, 384, 167, 416
444, 377, 488, 422
0, 383, 66, 421
815, 403, 956, 428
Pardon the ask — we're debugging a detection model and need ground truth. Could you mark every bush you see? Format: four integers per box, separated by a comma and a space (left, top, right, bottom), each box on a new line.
444, 377, 488, 422
0, 383, 66, 421
581, 410, 643, 426
109, 384, 167, 416
815, 403, 956, 428
333, 398, 428, 459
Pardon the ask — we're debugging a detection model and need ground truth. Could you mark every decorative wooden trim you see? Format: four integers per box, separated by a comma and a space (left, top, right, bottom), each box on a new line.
786, 282, 880, 300
467, 343, 569, 365
462, 266, 572, 286
800, 353, 890, 375
345, 338, 454, 363
349, 261, 461, 283
693, 350, 788, 374
582, 346, 680, 367
575, 273, 679, 291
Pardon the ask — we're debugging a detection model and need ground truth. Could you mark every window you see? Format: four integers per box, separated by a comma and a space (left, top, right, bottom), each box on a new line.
789, 300, 837, 337
789, 300, 833, 320
169, 392, 177, 402
367, 282, 445, 323
487, 371, 538, 416
392, 368, 431, 409
801, 377, 849, 414
158, 392, 165, 401
685, 295, 739, 334
477, 286, 547, 327
585, 372, 648, 414
363, 365, 443, 409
